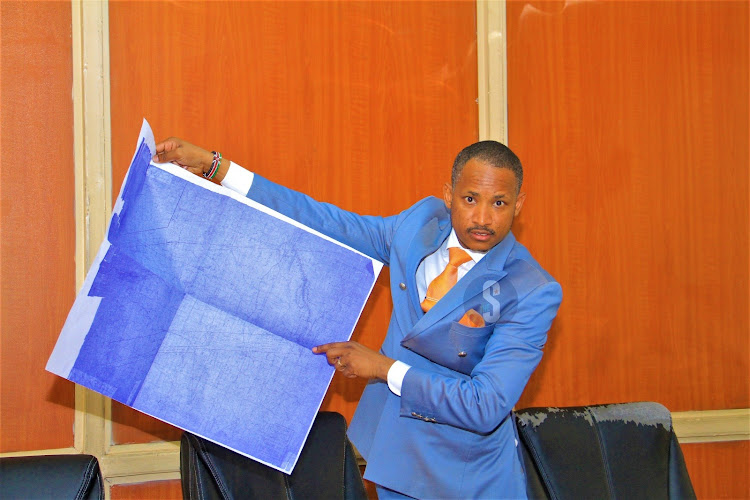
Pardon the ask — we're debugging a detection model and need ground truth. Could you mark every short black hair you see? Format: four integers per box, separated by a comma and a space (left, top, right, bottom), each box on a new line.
451, 140, 523, 193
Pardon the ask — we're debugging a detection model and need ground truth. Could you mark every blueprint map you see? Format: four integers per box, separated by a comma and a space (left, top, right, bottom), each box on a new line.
47, 120, 382, 473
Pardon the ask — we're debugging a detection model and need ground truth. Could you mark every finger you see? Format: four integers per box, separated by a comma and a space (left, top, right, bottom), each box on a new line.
154, 141, 168, 154
312, 342, 348, 354
155, 137, 183, 151
328, 352, 345, 365
153, 140, 172, 157
153, 139, 181, 163
154, 148, 182, 164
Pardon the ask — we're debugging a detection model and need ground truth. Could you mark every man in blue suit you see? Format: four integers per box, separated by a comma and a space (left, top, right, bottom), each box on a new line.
155, 138, 562, 499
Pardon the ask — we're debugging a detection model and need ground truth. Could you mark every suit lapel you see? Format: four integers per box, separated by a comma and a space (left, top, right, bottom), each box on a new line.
404, 216, 451, 313
403, 232, 517, 342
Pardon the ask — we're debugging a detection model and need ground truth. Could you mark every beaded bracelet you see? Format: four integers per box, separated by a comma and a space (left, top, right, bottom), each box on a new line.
213, 156, 222, 180
204, 151, 222, 180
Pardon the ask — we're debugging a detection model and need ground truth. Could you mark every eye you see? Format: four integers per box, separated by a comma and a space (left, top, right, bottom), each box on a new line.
494, 200, 506, 207
465, 196, 475, 203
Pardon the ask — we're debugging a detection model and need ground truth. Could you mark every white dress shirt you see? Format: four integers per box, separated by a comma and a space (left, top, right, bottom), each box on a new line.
220, 162, 486, 396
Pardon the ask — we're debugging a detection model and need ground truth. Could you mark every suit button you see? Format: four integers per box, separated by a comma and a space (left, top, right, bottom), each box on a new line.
411, 412, 418, 417
457, 351, 467, 358
399, 283, 407, 290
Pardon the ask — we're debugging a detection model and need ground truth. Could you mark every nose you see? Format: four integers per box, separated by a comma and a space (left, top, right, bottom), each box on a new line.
473, 203, 491, 226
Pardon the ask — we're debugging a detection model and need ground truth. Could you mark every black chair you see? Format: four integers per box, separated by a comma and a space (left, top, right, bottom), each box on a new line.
515, 402, 696, 500
180, 411, 367, 500
0, 454, 104, 500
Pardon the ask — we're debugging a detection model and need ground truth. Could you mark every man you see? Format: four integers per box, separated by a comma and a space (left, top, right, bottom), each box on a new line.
154, 138, 562, 499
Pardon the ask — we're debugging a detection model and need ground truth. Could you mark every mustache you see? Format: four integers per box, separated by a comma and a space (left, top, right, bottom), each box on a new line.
467, 226, 495, 235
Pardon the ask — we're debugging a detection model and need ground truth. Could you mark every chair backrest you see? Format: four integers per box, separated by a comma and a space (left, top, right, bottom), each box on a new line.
515, 402, 696, 500
0, 454, 104, 500
180, 411, 367, 500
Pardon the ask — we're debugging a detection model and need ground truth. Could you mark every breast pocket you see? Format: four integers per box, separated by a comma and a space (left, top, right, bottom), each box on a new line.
447, 322, 495, 375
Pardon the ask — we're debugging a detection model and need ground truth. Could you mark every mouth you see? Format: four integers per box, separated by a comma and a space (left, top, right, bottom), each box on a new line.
468, 228, 495, 242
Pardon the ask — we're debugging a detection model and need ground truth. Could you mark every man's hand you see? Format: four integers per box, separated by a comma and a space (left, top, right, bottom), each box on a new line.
153, 137, 214, 177
313, 341, 395, 380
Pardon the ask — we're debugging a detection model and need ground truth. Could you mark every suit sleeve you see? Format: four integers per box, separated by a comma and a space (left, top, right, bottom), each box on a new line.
399, 280, 562, 434
247, 174, 408, 265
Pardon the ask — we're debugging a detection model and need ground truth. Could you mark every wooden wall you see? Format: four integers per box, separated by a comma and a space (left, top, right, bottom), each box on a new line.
682, 441, 749, 499
507, 1, 748, 497
0, 0, 76, 453
2, 1, 747, 498
110, 479, 182, 500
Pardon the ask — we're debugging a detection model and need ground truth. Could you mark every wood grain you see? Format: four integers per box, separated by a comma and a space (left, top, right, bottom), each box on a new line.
108, 0, 477, 442
110, 479, 182, 500
681, 441, 750, 499
0, 0, 76, 452
507, 0, 749, 412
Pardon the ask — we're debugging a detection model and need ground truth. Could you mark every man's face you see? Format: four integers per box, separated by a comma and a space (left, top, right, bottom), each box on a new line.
443, 158, 526, 252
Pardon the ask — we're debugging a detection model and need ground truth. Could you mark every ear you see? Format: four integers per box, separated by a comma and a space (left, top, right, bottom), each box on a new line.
514, 191, 526, 216
442, 182, 453, 209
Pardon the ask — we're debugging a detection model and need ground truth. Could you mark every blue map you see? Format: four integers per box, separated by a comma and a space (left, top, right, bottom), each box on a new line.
47, 120, 381, 473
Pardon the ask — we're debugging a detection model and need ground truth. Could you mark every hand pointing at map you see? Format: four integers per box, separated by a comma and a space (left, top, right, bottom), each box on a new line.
313, 341, 395, 380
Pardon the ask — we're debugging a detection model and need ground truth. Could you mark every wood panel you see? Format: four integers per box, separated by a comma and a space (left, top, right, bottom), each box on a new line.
0, 0, 76, 452
108, 1, 477, 443
507, 1, 749, 411
110, 479, 182, 500
681, 441, 750, 499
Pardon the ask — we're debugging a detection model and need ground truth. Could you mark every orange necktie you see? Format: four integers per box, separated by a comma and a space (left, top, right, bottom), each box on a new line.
421, 247, 485, 327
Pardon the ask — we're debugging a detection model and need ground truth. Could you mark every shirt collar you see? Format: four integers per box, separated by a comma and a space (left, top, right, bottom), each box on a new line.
446, 229, 487, 263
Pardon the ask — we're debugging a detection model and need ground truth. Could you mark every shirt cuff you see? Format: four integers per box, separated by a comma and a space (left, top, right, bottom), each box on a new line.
220, 161, 254, 195
387, 360, 411, 397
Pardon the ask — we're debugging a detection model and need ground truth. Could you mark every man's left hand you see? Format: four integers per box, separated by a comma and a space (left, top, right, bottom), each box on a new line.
313, 341, 394, 380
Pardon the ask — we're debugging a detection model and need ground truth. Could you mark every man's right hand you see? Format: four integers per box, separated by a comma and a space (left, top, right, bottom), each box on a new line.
153, 137, 215, 178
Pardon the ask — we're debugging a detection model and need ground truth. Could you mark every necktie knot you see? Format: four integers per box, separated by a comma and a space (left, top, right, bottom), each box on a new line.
448, 247, 472, 269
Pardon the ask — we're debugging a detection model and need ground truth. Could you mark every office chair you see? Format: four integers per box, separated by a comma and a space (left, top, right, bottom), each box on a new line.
515, 402, 696, 499
180, 411, 367, 500
0, 454, 104, 500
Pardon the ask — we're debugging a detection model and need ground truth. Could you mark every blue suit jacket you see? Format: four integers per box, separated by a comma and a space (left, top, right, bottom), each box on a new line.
248, 175, 562, 499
